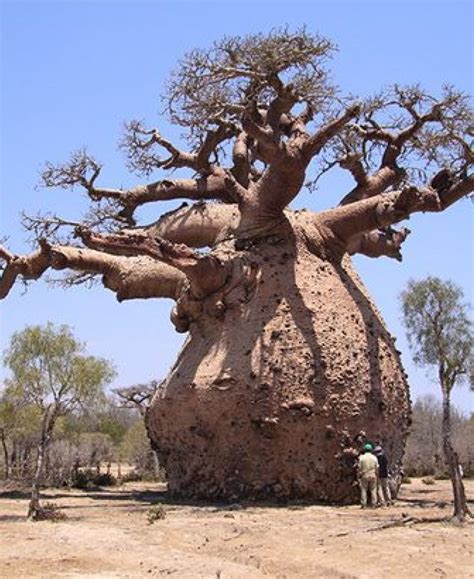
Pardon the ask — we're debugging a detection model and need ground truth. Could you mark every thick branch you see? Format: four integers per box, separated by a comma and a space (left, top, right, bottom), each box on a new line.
241, 116, 281, 163
320, 174, 474, 250
301, 105, 361, 159
0, 242, 185, 302
231, 131, 251, 187
130, 202, 239, 248
80, 231, 230, 298
88, 174, 235, 225
265, 75, 299, 134
347, 227, 411, 261
340, 165, 405, 205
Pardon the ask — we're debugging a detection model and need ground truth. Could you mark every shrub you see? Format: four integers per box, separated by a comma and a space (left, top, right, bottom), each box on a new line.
121, 470, 143, 483
71, 469, 116, 489
147, 504, 166, 524
422, 476, 436, 485
94, 472, 117, 487
33, 502, 67, 522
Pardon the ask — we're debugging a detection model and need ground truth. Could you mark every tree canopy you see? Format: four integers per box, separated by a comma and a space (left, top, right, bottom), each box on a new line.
401, 277, 474, 393
4, 323, 116, 412
0, 28, 472, 321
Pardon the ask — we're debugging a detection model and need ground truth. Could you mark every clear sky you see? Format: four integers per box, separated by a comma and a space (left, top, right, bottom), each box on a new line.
1, 0, 473, 413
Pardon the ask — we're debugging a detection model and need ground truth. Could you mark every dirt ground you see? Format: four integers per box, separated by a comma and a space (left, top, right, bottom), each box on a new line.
0, 478, 472, 578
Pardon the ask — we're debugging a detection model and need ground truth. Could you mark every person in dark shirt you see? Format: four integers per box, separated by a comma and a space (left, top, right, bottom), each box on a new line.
373, 444, 392, 506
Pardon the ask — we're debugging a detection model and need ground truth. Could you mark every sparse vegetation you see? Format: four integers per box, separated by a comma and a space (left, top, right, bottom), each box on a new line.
30, 502, 67, 522
147, 504, 167, 524
0, 324, 166, 519
422, 476, 436, 486
404, 395, 474, 478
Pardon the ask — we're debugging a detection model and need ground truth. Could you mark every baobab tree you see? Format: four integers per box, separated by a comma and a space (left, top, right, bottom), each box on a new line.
1, 29, 472, 502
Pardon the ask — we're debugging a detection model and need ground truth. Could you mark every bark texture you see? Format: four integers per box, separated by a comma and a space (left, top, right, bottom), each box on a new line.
146, 215, 410, 502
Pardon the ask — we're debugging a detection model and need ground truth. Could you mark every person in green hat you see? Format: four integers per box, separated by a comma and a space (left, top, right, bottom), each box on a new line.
357, 442, 379, 508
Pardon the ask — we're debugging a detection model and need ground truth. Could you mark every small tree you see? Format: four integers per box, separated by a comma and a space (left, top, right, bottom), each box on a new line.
3, 323, 115, 519
401, 277, 473, 521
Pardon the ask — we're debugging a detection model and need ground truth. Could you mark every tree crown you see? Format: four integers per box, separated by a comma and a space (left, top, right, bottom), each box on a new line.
0, 29, 472, 323
3, 323, 116, 412
401, 277, 474, 392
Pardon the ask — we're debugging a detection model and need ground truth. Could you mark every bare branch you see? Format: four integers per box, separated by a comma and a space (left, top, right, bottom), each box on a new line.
301, 104, 361, 159
0, 242, 185, 302
42, 151, 236, 225
129, 202, 239, 248
166, 27, 336, 138
121, 120, 235, 176
320, 174, 474, 250
115, 381, 158, 416
79, 230, 231, 298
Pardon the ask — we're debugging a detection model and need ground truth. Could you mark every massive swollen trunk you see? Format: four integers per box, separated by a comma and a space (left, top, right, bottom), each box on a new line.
146, 214, 411, 503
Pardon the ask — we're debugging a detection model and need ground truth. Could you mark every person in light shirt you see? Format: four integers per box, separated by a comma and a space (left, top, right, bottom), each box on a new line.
357, 443, 379, 508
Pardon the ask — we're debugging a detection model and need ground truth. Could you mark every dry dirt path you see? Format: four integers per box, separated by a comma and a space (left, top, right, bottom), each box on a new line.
0, 478, 473, 578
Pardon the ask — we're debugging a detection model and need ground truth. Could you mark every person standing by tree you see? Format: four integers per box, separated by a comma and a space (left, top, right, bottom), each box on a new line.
357, 443, 379, 509
3, 323, 115, 519
401, 277, 473, 522
373, 443, 392, 506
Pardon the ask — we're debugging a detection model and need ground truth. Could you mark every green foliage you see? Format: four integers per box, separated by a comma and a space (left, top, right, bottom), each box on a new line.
119, 420, 149, 464
97, 415, 128, 445
3, 323, 116, 410
421, 476, 436, 485
0, 397, 42, 443
401, 277, 474, 392
0, 324, 163, 487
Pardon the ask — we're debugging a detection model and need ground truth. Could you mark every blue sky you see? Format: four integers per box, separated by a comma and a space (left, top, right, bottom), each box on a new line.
1, 0, 473, 412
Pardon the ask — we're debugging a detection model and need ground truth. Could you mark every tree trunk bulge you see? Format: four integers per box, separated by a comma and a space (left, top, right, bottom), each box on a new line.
146, 215, 410, 502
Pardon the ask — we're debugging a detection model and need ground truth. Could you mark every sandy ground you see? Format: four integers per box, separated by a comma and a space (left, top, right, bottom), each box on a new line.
0, 478, 473, 578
